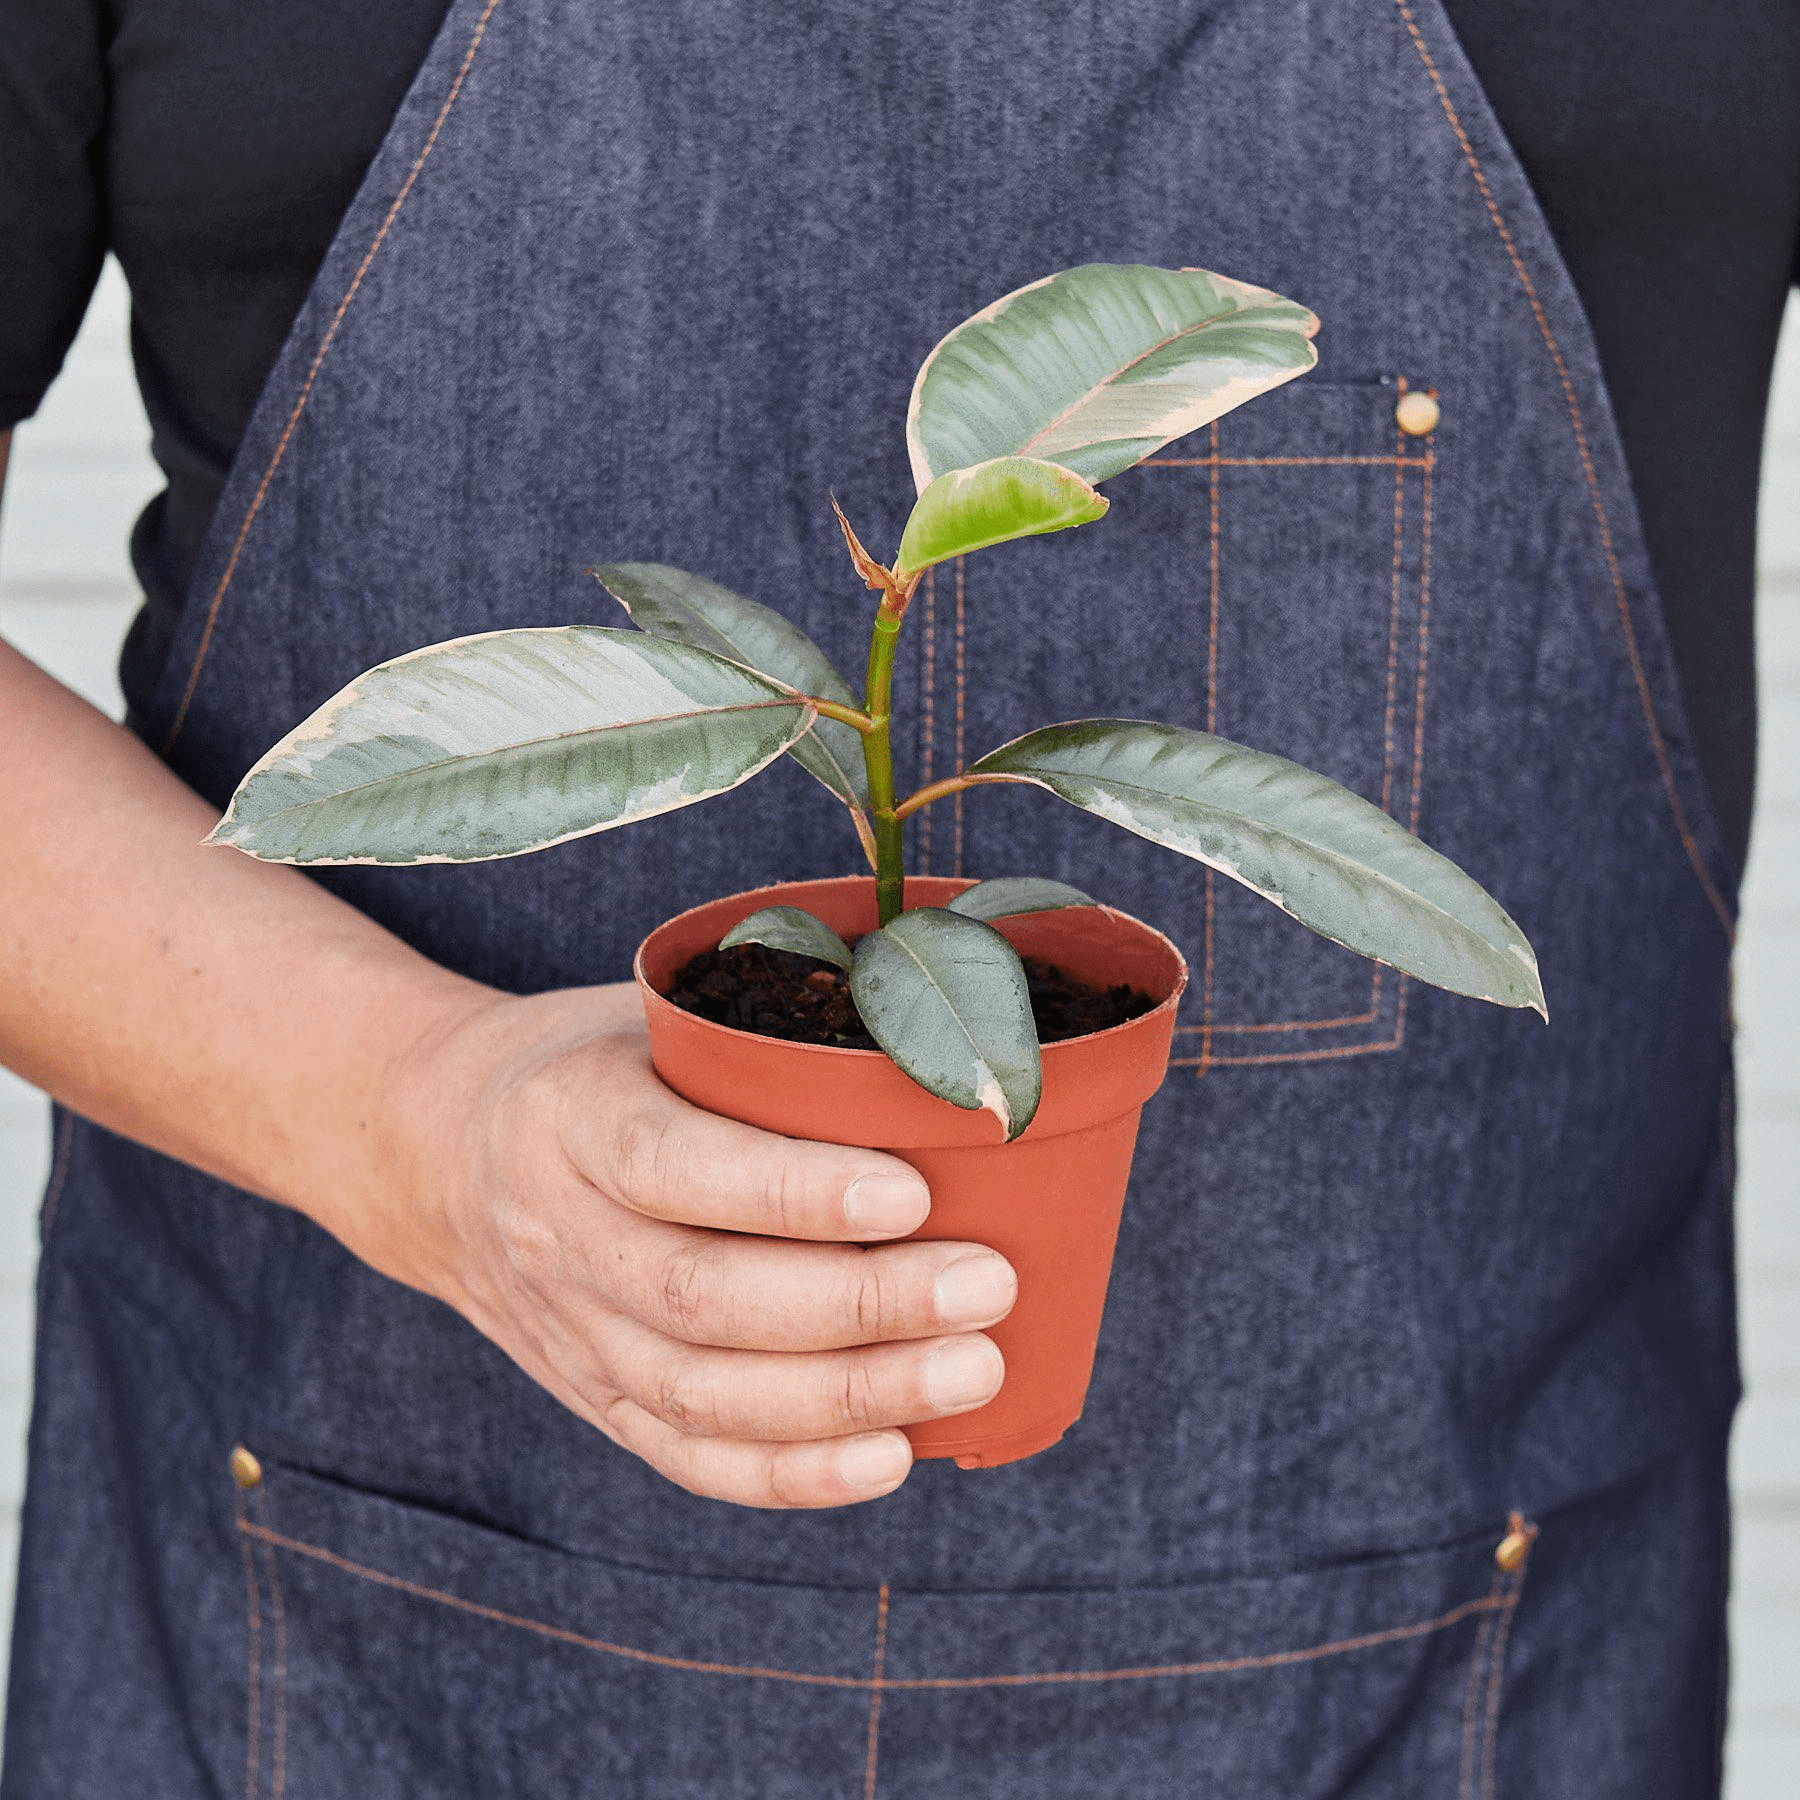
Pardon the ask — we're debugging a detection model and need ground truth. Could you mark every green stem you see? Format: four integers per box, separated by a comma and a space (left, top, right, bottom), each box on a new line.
863, 608, 905, 925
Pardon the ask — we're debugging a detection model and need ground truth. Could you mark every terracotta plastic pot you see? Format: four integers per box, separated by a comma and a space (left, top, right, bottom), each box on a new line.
634, 876, 1187, 1468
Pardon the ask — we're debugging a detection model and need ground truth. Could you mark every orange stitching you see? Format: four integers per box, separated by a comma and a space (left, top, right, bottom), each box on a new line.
889, 1593, 1503, 1690
160, 0, 506, 754
37, 1109, 75, 1249
1480, 1576, 1528, 1799
1177, 1031, 1402, 1069
1391, 0, 1732, 938
863, 1585, 889, 1800
1178, 994, 1379, 1035
254, 1492, 289, 1800
1145, 455, 1432, 469
920, 567, 937, 874
1458, 1578, 1502, 1800
244, 1521, 867, 1688
238, 1491, 262, 1800
1409, 449, 1434, 834
243, 1518, 1502, 1691
1381, 393, 1407, 815
953, 556, 966, 876
1198, 422, 1221, 1076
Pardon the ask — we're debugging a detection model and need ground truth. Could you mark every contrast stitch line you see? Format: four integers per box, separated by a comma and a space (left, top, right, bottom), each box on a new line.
1410, 448, 1435, 834
1198, 421, 1221, 1076
1480, 1572, 1527, 1800
241, 1520, 1502, 1691
160, 0, 506, 754
953, 557, 967, 876
1146, 455, 1432, 470
244, 1521, 867, 1687
254, 1492, 289, 1800
1392, 0, 1732, 938
1178, 996, 1379, 1035
1381, 389, 1408, 815
863, 1585, 889, 1800
920, 567, 937, 874
1177, 1030, 1402, 1069
888, 1593, 1502, 1689
237, 1491, 263, 1800
1458, 1579, 1501, 1800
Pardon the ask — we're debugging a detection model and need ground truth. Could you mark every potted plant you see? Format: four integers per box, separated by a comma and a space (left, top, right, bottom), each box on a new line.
213, 264, 1544, 1469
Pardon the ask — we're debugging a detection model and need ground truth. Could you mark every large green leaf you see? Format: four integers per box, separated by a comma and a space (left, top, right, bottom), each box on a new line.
970, 720, 1545, 1016
589, 562, 869, 809
719, 905, 854, 972
850, 908, 1042, 1139
893, 456, 1108, 581
946, 877, 1099, 921
906, 263, 1319, 492
211, 628, 814, 865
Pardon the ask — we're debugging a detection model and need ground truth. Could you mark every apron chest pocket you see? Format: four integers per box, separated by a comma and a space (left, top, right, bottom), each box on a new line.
923, 378, 1438, 1075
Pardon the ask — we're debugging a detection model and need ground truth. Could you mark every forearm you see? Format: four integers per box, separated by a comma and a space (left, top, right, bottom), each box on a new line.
0, 633, 499, 1248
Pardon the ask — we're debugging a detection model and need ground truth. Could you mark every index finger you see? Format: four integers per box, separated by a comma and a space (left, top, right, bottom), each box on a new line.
566, 1048, 932, 1242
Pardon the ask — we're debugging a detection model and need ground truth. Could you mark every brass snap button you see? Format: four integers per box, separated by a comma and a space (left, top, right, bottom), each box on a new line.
1396, 390, 1440, 437
1493, 1511, 1536, 1571
228, 1445, 264, 1490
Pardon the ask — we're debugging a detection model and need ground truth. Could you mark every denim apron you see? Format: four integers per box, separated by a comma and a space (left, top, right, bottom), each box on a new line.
5, 2, 1743, 1794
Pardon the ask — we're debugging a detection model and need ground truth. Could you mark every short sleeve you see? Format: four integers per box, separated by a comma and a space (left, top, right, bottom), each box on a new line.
0, 0, 108, 429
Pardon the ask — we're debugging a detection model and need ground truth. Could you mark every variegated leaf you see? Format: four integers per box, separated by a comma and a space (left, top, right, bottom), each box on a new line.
589, 562, 869, 809
945, 877, 1099, 921
970, 720, 1545, 1016
211, 628, 814, 865
893, 456, 1108, 582
719, 905, 855, 972
907, 263, 1319, 491
850, 908, 1041, 1139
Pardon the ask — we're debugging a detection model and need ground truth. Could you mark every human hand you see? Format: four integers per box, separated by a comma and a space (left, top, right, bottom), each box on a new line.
369, 981, 1016, 1509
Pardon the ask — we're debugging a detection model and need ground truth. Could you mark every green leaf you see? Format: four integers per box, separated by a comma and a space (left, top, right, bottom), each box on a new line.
719, 905, 854, 972
893, 457, 1108, 581
971, 720, 1546, 1016
907, 263, 1319, 491
589, 562, 869, 809
211, 627, 814, 866
850, 908, 1042, 1139
946, 877, 1100, 921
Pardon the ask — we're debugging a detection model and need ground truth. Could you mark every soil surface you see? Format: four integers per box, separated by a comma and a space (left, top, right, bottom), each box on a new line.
665, 941, 1155, 1050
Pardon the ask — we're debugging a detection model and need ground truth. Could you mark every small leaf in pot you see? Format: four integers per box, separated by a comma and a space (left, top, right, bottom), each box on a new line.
719, 906, 855, 973
850, 908, 1042, 1140
946, 876, 1101, 921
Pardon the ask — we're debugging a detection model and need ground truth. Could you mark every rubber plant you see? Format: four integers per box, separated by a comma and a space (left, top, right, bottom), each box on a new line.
214, 263, 1546, 1141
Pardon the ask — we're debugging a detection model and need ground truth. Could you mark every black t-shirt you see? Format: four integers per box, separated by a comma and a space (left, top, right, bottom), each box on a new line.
3, 0, 1797, 867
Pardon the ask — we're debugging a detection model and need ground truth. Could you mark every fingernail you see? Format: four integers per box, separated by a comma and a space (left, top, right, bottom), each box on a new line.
934, 1254, 1017, 1326
845, 1173, 930, 1236
838, 1433, 912, 1490
926, 1338, 1005, 1410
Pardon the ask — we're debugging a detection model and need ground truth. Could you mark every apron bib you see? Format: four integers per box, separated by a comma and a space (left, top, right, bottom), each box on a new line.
6, 2, 1740, 1793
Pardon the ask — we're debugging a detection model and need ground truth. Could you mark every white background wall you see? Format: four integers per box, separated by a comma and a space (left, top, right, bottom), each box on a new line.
1, 263, 1797, 1788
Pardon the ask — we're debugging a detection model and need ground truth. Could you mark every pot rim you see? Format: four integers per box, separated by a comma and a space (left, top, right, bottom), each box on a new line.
633, 873, 1189, 1063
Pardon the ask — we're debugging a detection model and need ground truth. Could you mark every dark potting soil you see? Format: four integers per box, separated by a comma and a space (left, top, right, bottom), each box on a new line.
666, 941, 1155, 1050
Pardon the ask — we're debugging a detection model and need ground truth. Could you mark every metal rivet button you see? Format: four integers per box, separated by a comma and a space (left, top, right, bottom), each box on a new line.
1494, 1513, 1535, 1571
229, 1445, 263, 1490
1396, 390, 1440, 437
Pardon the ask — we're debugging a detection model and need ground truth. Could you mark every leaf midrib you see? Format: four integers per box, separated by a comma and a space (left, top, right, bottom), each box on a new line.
1011, 306, 1274, 463
232, 698, 811, 828
992, 762, 1506, 947
878, 928, 1006, 1088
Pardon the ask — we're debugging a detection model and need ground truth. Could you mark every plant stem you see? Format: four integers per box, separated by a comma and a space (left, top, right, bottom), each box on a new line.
893, 771, 992, 822
863, 606, 905, 925
809, 698, 877, 734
